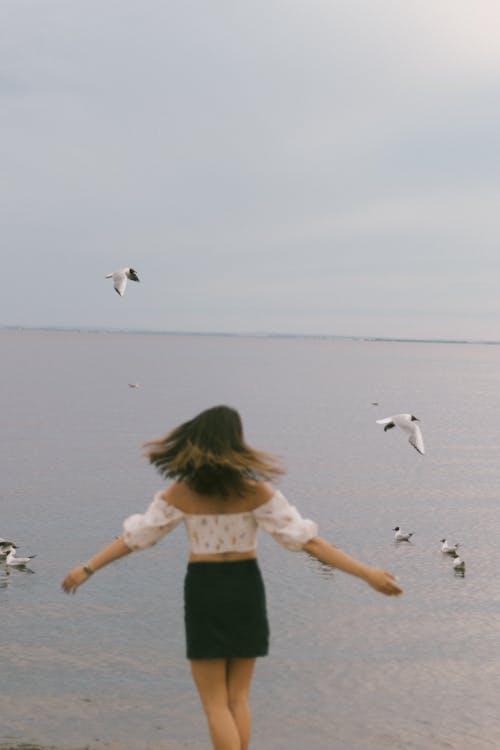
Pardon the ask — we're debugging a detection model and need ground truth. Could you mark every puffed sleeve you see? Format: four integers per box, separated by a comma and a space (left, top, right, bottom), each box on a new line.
253, 490, 318, 551
122, 491, 184, 551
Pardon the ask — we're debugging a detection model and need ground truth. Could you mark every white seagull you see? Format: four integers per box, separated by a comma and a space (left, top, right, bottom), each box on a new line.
452, 552, 465, 573
0, 544, 14, 559
105, 267, 140, 296
376, 413, 425, 455
0, 540, 16, 558
393, 526, 414, 542
5, 545, 36, 568
441, 539, 460, 555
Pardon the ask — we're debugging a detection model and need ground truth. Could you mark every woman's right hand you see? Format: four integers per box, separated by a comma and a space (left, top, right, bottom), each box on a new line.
364, 567, 403, 596
61, 566, 92, 595
60, 537, 132, 595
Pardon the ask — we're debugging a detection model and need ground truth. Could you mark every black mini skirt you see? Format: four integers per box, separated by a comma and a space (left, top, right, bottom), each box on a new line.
184, 559, 269, 660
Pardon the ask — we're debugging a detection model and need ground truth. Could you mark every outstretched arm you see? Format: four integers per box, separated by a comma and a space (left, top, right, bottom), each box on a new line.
302, 536, 403, 596
61, 536, 131, 594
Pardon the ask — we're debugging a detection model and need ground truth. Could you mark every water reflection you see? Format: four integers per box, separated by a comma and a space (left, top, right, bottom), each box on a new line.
0, 563, 35, 581
304, 553, 335, 578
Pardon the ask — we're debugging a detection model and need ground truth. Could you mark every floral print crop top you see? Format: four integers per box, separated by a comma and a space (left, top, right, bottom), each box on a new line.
123, 490, 318, 554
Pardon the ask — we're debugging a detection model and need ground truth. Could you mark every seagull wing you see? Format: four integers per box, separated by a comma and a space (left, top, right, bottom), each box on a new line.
113, 270, 127, 296
408, 424, 425, 455
376, 417, 396, 432
8, 552, 36, 563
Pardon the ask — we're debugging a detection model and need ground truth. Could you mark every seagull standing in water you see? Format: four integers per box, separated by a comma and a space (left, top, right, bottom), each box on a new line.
441, 539, 460, 555
376, 413, 425, 455
0, 542, 15, 559
105, 267, 140, 296
393, 526, 414, 542
452, 552, 465, 573
5, 545, 36, 569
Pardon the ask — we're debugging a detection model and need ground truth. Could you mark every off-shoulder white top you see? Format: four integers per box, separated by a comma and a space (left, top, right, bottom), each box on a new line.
123, 490, 318, 554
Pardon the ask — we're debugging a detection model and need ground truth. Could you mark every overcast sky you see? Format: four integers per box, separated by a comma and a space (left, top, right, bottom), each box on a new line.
2, 1, 500, 339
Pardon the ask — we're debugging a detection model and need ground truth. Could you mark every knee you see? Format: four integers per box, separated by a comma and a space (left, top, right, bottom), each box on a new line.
202, 697, 231, 721
228, 692, 249, 714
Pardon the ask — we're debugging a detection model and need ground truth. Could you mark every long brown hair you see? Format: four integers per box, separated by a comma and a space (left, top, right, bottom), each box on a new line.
144, 405, 284, 497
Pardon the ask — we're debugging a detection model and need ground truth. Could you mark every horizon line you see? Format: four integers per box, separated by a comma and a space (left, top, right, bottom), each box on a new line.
2, 324, 500, 346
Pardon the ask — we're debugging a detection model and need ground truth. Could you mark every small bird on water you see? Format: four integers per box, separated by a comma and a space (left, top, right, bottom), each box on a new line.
451, 552, 465, 573
0, 537, 14, 557
105, 267, 140, 296
376, 413, 425, 455
441, 539, 459, 555
0, 542, 15, 559
5, 545, 36, 569
393, 526, 414, 542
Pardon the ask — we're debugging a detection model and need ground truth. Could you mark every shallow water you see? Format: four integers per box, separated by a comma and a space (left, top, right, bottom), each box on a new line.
1, 330, 500, 749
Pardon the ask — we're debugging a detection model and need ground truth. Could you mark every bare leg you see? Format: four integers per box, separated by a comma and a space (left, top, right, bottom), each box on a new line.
190, 659, 241, 750
227, 658, 256, 750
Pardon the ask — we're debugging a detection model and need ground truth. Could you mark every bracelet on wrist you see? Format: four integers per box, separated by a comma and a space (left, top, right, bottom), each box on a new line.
83, 564, 95, 576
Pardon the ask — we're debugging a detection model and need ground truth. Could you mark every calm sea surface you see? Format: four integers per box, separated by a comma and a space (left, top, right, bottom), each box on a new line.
1, 330, 500, 750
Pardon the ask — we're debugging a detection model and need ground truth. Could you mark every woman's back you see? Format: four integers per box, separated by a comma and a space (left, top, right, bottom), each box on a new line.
121, 479, 319, 561
164, 479, 274, 515
160, 480, 272, 561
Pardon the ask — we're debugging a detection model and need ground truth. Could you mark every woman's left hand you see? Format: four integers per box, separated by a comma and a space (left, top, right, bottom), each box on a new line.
61, 566, 92, 594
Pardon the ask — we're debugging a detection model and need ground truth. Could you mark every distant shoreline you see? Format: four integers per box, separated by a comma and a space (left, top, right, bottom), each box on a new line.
1, 325, 500, 347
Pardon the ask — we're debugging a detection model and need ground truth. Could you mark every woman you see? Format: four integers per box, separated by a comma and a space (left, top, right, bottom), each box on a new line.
62, 405, 402, 750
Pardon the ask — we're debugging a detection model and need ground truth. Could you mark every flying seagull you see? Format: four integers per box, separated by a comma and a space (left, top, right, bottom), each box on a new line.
105, 267, 140, 296
376, 413, 425, 455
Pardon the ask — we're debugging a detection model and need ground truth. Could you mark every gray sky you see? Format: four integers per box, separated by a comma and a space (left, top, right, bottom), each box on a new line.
2, 1, 500, 339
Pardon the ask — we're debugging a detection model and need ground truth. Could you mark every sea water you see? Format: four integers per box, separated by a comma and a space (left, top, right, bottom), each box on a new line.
1, 330, 500, 749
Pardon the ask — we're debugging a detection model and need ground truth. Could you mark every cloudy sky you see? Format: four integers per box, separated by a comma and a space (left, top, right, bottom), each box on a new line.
2, 1, 500, 339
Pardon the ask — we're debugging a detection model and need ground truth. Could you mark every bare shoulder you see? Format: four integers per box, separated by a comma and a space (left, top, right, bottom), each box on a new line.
160, 480, 276, 514
160, 481, 190, 509
249, 481, 276, 509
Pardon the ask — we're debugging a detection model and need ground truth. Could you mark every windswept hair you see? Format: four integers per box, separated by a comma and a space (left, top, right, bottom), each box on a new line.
144, 405, 284, 497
